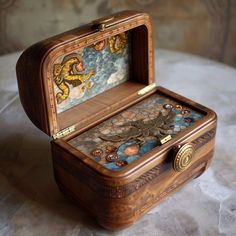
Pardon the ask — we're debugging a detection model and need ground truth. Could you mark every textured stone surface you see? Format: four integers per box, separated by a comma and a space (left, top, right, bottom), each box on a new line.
1, 0, 236, 67
0, 49, 236, 235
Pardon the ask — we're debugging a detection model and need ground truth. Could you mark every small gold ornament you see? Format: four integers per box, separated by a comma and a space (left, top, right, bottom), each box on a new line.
116, 160, 128, 167
175, 104, 183, 110
91, 148, 103, 157
105, 145, 117, 154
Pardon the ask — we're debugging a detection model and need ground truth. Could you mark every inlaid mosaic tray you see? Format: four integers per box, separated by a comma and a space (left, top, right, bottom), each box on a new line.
69, 93, 205, 171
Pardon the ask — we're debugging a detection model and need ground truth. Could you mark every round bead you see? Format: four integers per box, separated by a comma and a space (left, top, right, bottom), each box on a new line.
105, 153, 119, 162
116, 160, 128, 167
163, 104, 173, 109
175, 104, 183, 110
181, 109, 191, 116
91, 148, 103, 157
105, 145, 117, 154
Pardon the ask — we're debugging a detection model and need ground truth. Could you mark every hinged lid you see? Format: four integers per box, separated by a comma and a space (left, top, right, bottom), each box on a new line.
16, 10, 155, 138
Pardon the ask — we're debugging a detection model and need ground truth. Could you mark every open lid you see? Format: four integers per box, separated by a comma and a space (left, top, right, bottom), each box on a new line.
16, 11, 155, 138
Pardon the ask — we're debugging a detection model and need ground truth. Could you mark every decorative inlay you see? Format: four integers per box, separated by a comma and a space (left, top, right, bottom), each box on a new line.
69, 93, 204, 171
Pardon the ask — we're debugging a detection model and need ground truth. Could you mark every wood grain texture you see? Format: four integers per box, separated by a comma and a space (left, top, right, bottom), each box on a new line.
53, 128, 216, 200
53, 149, 215, 230
52, 144, 215, 230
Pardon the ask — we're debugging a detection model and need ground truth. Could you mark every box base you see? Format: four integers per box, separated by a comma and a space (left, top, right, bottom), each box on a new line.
52, 147, 214, 230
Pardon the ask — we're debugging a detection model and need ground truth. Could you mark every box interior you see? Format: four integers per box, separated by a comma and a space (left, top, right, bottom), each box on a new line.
52, 25, 151, 132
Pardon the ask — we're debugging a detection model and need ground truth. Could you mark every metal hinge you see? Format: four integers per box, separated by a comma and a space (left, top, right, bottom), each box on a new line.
138, 83, 157, 96
52, 125, 75, 139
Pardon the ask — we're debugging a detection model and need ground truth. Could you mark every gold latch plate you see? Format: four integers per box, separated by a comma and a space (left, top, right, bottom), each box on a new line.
160, 134, 172, 145
53, 125, 75, 139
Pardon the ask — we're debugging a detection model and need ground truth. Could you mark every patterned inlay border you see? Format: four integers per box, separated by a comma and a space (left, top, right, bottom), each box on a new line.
192, 128, 216, 149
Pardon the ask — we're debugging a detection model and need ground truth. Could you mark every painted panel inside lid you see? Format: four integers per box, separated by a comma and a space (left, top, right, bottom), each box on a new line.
52, 31, 131, 113
68, 93, 205, 171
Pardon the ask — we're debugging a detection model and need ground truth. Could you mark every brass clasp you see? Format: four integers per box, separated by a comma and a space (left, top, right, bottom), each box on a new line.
92, 16, 115, 32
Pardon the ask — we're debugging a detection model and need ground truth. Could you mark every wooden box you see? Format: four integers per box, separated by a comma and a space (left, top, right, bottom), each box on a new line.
16, 11, 217, 230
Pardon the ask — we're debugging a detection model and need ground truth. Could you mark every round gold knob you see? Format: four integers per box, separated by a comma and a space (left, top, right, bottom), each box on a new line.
173, 143, 195, 172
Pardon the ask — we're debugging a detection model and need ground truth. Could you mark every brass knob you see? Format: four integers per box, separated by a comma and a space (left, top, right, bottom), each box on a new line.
173, 143, 195, 172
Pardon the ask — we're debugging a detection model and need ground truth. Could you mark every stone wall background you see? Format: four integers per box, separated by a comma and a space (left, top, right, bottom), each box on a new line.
1, 0, 236, 67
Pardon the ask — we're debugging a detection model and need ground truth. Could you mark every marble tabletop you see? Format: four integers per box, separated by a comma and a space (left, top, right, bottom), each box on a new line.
0, 49, 236, 236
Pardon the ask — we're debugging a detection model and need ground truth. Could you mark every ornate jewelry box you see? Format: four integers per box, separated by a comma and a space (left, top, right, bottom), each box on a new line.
16, 11, 217, 230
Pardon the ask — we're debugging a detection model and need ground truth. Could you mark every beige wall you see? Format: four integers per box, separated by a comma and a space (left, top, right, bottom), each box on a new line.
1, 0, 236, 67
